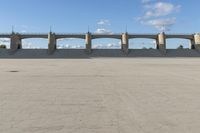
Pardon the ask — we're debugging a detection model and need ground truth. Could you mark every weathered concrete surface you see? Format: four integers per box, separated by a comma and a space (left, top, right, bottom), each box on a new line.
1, 49, 200, 58
0, 58, 200, 133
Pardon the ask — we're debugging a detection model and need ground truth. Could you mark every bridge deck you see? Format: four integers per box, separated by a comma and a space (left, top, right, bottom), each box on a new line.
92, 34, 122, 39
0, 33, 196, 40
56, 34, 85, 39
0, 34, 11, 38
21, 34, 48, 39
129, 34, 157, 39
166, 34, 194, 39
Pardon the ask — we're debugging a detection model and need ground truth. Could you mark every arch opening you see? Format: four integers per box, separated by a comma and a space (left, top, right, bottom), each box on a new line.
92, 38, 121, 49
129, 38, 157, 49
166, 38, 191, 49
22, 38, 48, 49
57, 38, 85, 49
0, 38, 10, 49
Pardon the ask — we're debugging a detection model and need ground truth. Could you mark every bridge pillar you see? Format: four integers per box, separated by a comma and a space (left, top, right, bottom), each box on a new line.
48, 32, 56, 54
194, 33, 200, 51
157, 32, 166, 53
85, 32, 92, 53
189, 39, 195, 49
156, 39, 159, 49
10, 33, 22, 52
122, 32, 129, 54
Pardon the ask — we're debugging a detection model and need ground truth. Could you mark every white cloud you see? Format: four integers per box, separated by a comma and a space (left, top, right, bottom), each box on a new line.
95, 19, 113, 34
0, 38, 10, 43
22, 42, 34, 49
21, 41, 42, 49
138, 0, 181, 32
107, 43, 121, 48
150, 40, 157, 45
21, 30, 27, 33
97, 19, 111, 26
144, 2, 181, 18
142, 17, 176, 31
0, 38, 10, 48
57, 38, 75, 41
57, 44, 84, 49
95, 28, 113, 34
93, 43, 120, 49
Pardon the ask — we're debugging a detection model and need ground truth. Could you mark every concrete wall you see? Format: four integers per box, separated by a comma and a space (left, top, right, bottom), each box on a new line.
1, 49, 200, 58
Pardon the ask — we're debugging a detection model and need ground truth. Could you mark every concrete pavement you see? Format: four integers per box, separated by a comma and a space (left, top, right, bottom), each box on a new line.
0, 58, 200, 133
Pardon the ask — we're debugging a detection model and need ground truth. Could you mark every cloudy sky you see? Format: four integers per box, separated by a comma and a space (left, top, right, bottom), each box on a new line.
0, 0, 199, 49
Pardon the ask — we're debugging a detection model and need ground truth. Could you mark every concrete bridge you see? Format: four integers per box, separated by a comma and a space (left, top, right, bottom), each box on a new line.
0, 32, 200, 54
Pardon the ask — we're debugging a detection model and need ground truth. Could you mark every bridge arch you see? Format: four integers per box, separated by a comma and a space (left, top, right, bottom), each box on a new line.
57, 38, 85, 49
129, 38, 157, 49
21, 36, 48, 40
22, 38, 48, 49
91, 34, 121, 40
0, 38, 10, 49
92, 38, 121, 49
165, 38, 192, 49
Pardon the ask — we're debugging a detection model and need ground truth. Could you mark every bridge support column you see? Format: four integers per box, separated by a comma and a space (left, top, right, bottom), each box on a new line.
122, 32, 129, 54
157, 32, 166, 53
85, 32, 92, 53
156, 40, 159, 49
189, 39, 195, 49
10, 33, 22, 52
194, 33, 200, 51
48, 32, 56, 54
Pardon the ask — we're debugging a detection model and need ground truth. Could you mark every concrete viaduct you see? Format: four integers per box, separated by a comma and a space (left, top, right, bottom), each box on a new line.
0, 32, 200, 54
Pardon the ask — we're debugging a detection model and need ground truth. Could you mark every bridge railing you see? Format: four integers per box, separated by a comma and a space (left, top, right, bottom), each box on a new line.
56, 33, 86, 35
128, 33, 157, 35
165, 33, 194, 36
0, 32, 198, 36
20, 33, 48, 35
0, 33, 12, 35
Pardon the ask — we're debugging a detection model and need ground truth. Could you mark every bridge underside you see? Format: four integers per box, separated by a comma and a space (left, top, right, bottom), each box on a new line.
56, 35, 85, 39
21, 35, 48, 39
92, 35, 122, 40
166, 35, 194, 40
129, 35, 157, 39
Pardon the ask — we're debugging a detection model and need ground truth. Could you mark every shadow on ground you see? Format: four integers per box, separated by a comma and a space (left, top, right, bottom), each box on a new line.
0, 49, 200, 58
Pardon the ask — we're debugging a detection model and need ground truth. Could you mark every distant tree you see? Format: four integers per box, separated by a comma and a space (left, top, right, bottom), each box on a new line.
177, 45, 184, 49
142, 47, 147, 49
0, 44, 6, 49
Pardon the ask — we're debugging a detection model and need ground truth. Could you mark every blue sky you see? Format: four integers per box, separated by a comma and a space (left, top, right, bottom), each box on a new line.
0, 0, 200, 49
